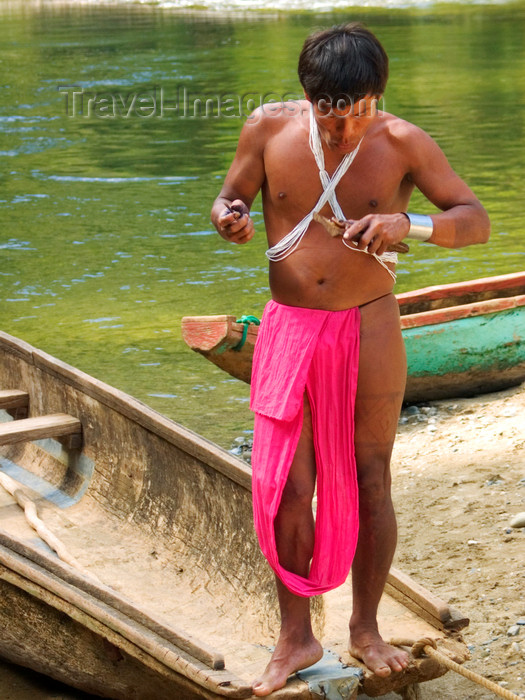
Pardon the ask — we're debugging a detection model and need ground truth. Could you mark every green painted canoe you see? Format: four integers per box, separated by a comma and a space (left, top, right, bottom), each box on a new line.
182, 271, 525, 403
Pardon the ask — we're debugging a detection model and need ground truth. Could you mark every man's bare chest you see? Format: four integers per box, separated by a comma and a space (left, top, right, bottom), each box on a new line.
263, 134, 411, 219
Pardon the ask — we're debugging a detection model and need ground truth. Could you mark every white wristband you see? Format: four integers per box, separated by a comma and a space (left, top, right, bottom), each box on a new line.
404, 213, 433, 241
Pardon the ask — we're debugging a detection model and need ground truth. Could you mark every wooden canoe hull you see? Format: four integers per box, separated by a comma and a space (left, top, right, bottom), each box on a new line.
0, 331, 469, 698
181, 272, 525, 402
0, 574, 227, 700
0, 331, 266, 699
402, 296, 525, 401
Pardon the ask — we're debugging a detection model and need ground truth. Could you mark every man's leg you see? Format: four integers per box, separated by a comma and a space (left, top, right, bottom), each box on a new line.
349, 293, 410, 677
253, 397, 323, 697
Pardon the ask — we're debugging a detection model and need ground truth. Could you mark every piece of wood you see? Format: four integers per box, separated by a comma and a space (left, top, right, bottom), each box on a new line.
400, 294, 525, 330
0, 390, 29, 410
0, 413, 82, 448
181, 315, 256, 353
28, 342, 252, 490
0, 528, 225, 672
312, 212, 410, 253
396, 270, 525, 314
0, 389, 29, 419
0, 569, 253, 700
0, 332, 34, 361
385, 567, 469, 632
0, 545, 252, 697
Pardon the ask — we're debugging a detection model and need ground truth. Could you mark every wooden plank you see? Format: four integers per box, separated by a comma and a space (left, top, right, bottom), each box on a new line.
385, 567, 469, 632
0, 390, 29, 419
0, 414, 81, 447
29, 346, 253, 491
0, 529, 225, 671
0, 574, 201, 700
0, 332, 35, 362
0, 390, 29, 410
0, 545, 252, 697
181, 315, 259, 354
181, 315, 256, 384
0, 567, 253, 699
399, 293, 525, 329
396, 270, 525, 314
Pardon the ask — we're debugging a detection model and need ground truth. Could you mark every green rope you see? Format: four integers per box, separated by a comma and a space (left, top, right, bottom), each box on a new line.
234, 315, 260, 351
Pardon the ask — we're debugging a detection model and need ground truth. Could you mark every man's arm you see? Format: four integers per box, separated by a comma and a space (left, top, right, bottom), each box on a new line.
344, 123, 490, 256
404, 125, 490, 248
211, 111, 267, 245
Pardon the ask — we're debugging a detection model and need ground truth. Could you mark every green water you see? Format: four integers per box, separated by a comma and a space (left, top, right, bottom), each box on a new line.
1, 1, 525, 449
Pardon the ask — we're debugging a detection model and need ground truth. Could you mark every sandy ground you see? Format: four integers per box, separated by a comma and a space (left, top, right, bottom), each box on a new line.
0, 382, 524, 699
390, 381, 525, 699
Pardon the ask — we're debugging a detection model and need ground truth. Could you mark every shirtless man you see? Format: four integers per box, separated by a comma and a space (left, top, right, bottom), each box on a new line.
211, 22, 489, 697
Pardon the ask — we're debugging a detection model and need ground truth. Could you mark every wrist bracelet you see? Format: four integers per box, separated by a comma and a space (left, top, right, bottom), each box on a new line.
403, 213, 433, 241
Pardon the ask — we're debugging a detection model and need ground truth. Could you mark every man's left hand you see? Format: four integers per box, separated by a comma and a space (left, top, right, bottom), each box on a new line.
343, 213, 410, 256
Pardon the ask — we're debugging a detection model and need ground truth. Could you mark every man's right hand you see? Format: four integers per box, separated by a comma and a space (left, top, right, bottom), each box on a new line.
215, 199, 255, 244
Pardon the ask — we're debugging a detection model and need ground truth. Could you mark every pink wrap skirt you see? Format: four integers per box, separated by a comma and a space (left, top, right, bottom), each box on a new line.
250, 300, 360, 597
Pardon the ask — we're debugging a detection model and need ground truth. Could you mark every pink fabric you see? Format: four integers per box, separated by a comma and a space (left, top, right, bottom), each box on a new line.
250, 300, 360, 597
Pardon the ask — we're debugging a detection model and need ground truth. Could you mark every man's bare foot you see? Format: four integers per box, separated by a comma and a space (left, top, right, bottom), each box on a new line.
252, 635, 323, 697
349, 627, 410, 678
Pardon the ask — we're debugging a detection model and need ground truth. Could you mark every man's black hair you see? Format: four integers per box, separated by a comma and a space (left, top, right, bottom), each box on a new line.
298, 23, 389, 104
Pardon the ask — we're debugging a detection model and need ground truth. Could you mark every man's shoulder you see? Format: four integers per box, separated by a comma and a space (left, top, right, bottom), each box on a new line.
379, 112, 427, 142
376, 112, 446, 171
236, 99, 306, 155
244, 99, 309, 133
373, 112, 438, 163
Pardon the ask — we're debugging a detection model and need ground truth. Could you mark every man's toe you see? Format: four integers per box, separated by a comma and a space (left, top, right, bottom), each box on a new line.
373, 664, 392, 678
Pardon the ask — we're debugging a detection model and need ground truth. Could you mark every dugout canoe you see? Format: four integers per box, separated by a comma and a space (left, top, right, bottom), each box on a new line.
181, 271, 525, 403
0, 330, 470, 699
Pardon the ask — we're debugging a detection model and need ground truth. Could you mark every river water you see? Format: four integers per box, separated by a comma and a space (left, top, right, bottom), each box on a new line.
2, 0, 525, 448
0, 0, 524, 696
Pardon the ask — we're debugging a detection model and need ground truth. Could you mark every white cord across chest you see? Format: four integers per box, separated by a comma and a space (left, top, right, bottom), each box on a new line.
265, 108, 397, 280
